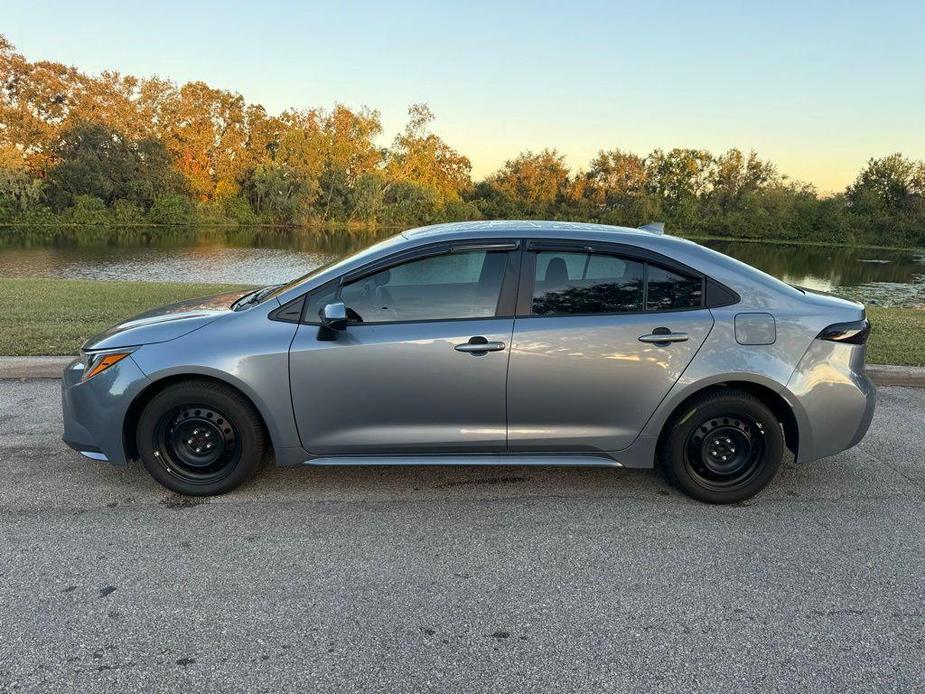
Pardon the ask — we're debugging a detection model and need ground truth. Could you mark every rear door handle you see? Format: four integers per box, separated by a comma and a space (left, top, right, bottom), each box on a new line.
455, 337, 506, 354
639, 331, 689, 344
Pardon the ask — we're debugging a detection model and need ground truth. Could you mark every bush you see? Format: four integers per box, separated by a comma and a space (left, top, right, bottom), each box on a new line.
441, 199, 482, 222
111, 199, 145, 225
381, 181, 440, 226
220, 195, 259, 225
147, 194, 196, 225
63, 195, 111, 226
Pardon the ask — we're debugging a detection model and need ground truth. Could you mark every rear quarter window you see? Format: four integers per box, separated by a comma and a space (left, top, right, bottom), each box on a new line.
646, 266, 703, 311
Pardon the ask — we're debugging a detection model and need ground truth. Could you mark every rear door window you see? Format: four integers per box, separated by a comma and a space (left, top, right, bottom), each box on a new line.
531, 251, 645, 315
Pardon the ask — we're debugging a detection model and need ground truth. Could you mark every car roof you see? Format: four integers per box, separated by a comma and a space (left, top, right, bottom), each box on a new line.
401, 220, 658, 242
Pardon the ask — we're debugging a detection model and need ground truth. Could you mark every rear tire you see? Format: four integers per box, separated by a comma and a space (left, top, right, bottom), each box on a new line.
136, 380, 266, 496
659, 390, 784, 504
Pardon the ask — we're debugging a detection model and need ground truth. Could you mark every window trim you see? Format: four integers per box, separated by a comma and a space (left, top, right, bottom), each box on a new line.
342, 240, 519, 285
275, 236, 738, 327
517, 240, 719, 318
296, 239, 524, 326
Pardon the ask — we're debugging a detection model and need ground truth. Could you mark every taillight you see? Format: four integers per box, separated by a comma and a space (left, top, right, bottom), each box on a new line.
817, 319, 870, 345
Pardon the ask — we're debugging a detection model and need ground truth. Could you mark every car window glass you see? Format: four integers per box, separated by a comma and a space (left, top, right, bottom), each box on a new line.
304, 282, 338, 323
646, 266, 703, 311
340, 250, 507, 323
532, 251, 644, 315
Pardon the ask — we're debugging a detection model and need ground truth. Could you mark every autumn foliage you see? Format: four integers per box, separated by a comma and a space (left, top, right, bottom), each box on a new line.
1, 36, 924, 246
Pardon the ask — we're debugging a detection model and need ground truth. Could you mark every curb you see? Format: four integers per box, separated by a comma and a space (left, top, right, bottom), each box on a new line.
0, 356, 74, 380
1, 356, 924, 388
865, 364, 925, 388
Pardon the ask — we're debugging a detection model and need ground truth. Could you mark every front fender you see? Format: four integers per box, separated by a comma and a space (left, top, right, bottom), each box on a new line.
129, 307, 305, 464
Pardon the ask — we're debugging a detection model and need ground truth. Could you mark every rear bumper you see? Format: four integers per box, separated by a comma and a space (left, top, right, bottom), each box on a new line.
786, 341, 877, 463
61, 355, 150, 465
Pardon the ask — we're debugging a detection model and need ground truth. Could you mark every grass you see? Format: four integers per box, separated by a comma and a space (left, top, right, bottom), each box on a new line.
867, 307, 925, 367
1, 278, 923, 366
3, 278, 252, 356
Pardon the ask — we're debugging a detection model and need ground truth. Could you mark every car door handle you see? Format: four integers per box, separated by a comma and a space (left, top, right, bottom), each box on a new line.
455, 338, 506, 353
638, 331, 689, 344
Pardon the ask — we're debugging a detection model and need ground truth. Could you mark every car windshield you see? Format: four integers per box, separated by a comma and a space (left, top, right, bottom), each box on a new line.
252, 260, 339, 306
255, 233, 407, 305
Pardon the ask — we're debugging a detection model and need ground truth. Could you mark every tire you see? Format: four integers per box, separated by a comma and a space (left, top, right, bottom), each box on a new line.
659, 390, 784, 504
136, 380, 267, 496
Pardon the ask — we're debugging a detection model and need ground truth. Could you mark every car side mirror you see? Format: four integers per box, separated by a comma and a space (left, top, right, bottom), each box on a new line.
319, 302, 347, 332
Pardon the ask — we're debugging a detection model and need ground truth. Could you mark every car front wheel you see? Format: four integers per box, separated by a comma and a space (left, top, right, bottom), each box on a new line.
136, 380, 266, 496
659, 390, 784, 504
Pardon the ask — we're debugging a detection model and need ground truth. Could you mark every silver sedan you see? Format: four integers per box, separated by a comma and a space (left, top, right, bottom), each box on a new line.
62, 221, 876, 503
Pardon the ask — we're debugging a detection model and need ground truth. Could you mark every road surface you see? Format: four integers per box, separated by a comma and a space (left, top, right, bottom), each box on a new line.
1, 380, 923, 693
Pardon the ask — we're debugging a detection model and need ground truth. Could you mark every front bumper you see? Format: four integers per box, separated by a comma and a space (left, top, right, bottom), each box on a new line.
61, 354, 151, 465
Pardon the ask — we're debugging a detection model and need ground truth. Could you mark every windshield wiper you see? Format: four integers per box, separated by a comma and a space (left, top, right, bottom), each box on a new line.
232, 285, 281, 311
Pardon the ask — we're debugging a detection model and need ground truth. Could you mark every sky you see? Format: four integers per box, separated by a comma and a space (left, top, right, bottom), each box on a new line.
3, 0, 924, 193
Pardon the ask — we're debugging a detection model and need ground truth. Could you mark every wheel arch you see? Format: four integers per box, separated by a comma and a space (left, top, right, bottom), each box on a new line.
655, 380, 800, 460
123, 372, 275, 463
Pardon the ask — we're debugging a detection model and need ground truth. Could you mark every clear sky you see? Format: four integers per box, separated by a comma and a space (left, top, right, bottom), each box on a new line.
3, 0, 923, 192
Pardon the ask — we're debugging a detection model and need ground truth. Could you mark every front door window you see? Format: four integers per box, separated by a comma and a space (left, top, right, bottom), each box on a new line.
340, 250, 508, 323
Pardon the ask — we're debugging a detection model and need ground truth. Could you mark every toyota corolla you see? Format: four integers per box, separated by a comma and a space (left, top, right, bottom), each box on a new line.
62, 221, 876, 503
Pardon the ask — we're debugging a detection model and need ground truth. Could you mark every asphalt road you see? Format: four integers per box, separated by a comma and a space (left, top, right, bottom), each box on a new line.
1, 380, 923, 693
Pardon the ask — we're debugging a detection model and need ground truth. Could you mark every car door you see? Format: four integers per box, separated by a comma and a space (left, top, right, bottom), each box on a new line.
288, 242, 520, 455
507, 243, 714, 452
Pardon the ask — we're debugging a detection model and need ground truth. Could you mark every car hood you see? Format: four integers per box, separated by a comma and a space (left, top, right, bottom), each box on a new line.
82, 289, 252, 351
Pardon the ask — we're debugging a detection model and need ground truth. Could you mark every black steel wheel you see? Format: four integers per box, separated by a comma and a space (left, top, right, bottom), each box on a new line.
137, 380, 266, 496
684, 414, 766, 491
153, 405, 240, 484
660, 390, 784, 504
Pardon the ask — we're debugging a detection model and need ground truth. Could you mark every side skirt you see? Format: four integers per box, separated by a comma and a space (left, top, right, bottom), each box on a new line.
302, 453, 624, 468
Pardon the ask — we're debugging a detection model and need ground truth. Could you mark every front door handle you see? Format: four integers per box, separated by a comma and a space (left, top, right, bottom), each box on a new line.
455, 336, 506, 354
639, 330, 689, 344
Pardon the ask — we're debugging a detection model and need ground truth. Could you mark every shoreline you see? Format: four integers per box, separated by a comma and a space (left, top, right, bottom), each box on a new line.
2, 223, 925, 253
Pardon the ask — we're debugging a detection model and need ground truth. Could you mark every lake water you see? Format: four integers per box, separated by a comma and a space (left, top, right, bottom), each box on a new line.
2, 226, 924, 307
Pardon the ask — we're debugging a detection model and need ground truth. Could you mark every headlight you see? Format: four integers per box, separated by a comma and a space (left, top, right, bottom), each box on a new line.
81, 348, 136, 381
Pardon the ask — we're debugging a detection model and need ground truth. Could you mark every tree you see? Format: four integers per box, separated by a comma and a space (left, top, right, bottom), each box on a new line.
43, 122, 182, 211
847, 153, 920, 211
0, 35, 80, 175
0, 164, 43, 220
844, 154, 925, 246
644, 148, 715, 230
381, 180, 441, 226
707, 149, 777, 212
154, 81, 250, 200
242, 162, 311, 224
347, 172, 385, 223
385, 104, 471, 204
2, 35, 924, 244
576, 149, 657, 225
475, 150, 571, 218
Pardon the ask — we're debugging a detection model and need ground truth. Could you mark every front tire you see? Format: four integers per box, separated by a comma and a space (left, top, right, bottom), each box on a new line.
136, 380, 266, 496
659, 390, 784, 504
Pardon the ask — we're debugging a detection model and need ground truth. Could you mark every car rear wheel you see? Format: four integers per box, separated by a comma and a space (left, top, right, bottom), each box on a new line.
136, 380, 266, 496
659, 390, 784, 504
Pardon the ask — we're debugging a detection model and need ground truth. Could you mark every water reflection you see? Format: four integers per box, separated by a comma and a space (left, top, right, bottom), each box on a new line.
0, 225, 394, 285
705, 239, 925, 289
0, 225, 923, 306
